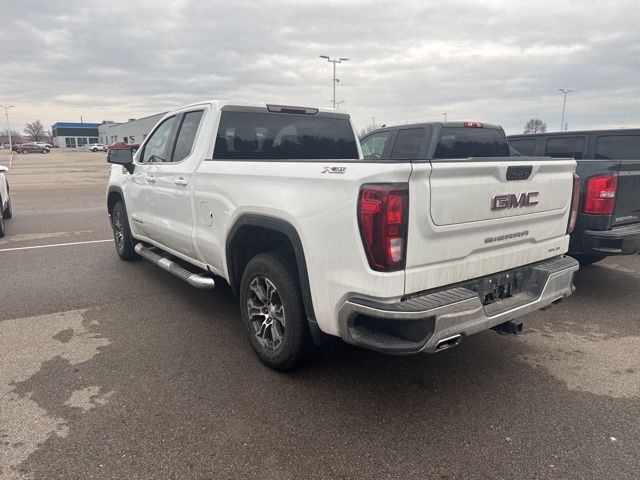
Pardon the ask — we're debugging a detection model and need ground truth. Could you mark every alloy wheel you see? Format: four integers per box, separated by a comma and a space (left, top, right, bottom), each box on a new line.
246, 275, 286, 351
113, 210, 125, 253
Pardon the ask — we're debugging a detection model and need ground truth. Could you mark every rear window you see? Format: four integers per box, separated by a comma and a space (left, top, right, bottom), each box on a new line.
434, 128, 509, 159
509, 138, 537, 156
545, 137, 585, 159
595, 135, 640, 160
214, 111, 358, 160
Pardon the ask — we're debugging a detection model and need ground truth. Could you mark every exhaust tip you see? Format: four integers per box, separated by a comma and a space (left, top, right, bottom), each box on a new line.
435, 334, 462, 352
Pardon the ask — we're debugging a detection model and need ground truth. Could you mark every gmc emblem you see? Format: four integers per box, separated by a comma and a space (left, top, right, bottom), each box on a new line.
491, 192, 539, 210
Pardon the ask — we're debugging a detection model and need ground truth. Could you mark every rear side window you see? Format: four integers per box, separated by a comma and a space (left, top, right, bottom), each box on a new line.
361, 131, 390, 159
595, 135, 640, 160
390, 128, 425, 159
434, 128, 509, 159
509, 138, 537, 156
545, 137, 585, 159
214, 111, 358, 160
172, 110, 204, 162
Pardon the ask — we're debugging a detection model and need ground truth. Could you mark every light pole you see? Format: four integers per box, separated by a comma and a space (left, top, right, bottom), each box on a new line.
335, 100, 346, 110
0, 104, 15, 154
442, 112, 447, 122
319, 55, 349, 109
558, 89, 573, 131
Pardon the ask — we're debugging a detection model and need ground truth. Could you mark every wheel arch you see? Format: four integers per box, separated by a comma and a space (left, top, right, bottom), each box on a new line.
226, 214, 325, 343
107, 186, 125, 216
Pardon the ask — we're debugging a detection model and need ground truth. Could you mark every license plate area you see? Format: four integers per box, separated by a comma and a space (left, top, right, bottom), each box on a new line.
467, 268, 532, 306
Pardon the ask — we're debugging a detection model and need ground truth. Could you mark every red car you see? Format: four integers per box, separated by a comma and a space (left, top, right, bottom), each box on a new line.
107, 142, 140, 154
14, 143, 50, 154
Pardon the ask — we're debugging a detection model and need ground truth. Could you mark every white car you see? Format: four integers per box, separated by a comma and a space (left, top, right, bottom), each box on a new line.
0, 165, 13, 238
89, 144, 107, 152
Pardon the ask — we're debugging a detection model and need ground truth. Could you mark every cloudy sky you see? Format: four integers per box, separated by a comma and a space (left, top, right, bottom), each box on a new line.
1, 0, 639, 135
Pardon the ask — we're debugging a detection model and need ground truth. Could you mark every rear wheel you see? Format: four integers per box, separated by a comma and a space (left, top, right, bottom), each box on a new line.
239, 252, 311, 370
111, 201, 139, 260
572, 254, 606, 266
21, 149, 28, 154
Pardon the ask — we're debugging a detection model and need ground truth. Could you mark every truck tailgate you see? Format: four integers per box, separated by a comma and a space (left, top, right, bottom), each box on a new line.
613, 159, 640, 226
404, 157, 576, 294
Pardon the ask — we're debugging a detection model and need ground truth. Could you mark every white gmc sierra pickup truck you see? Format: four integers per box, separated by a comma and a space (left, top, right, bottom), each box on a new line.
106, 101, 580, 370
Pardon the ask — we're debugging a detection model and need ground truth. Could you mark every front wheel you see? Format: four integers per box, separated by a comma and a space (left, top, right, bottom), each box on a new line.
239, 252, 311, 370
111, 201, 139, 260
0, 199, 5, 238
3, 192, 12, 219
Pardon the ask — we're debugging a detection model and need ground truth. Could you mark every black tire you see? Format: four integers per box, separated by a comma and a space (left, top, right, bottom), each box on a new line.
3, 190, 12, 219
0, 198, 5, 238
572, 254, 606, 266
21, 149, 28, 154
111, 201, 139, 260
239, 252, 312, 370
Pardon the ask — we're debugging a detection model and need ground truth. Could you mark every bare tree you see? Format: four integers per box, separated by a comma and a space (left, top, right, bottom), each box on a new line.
24, 120, 46, 142
0, 129, 22, 144
524, 118, 547, 134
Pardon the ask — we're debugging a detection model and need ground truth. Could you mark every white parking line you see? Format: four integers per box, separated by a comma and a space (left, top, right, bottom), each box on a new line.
0, 239, 113, 252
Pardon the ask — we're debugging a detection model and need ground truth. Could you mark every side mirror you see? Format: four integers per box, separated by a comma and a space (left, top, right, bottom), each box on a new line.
0, 165, 8, 173
107, 148, 134, 173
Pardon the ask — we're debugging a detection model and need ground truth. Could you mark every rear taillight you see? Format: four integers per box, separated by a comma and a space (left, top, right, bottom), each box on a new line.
584, 173, 618, 215
567, 173, 580, 234
358, 184, 409, 271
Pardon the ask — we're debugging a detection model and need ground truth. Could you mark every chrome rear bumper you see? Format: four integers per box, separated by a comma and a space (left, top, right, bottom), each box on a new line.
338, 256, 579, 354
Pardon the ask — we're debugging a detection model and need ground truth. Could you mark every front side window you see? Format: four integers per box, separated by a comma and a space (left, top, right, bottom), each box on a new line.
142, 116, 177, 163
390, 128, 425, 159
361, 131, 390, 159
545, 137, 585, 159
172, 110, 204, 162
213, 111, 358, 160
595, 135, 640, 160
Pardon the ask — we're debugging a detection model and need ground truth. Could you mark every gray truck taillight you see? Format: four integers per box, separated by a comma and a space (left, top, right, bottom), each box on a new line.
584, 172, 618, 215
463, 121, 484, 128
567, 173, 581, 234
358, 183, 409, 272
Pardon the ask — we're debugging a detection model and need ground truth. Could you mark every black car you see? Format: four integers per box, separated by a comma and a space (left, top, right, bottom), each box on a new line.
509, 130, 640, 265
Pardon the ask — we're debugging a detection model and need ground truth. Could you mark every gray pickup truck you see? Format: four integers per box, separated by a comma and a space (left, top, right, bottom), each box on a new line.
509, 129, 640, 265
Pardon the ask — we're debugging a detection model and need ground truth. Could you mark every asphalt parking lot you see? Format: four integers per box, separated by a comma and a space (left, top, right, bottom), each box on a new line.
1, 149, 639, 480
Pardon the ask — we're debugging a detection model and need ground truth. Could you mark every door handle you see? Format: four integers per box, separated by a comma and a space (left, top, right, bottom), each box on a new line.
146, 175, 156, 183
174, 177, 189, 186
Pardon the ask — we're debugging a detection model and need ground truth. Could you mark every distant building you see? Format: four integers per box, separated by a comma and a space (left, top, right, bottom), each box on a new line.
98, 112, 166, 145
52, 122, 100, 148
